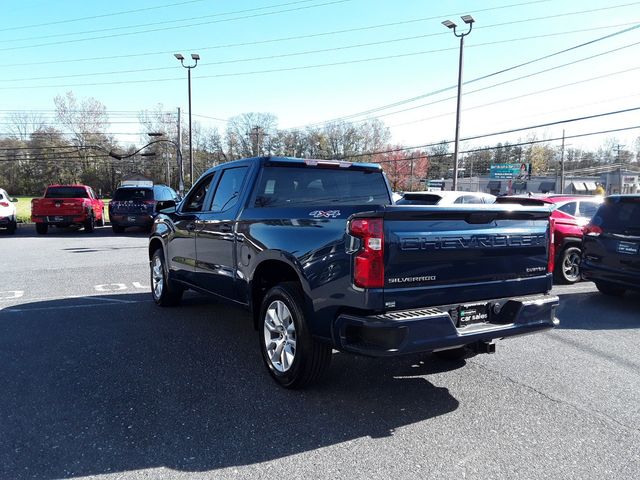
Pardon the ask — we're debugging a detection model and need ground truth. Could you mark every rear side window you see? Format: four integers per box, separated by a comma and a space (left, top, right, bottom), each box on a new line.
454, 195, 487, 204
557, 202, 577, 216
593, 198, 640, 233
112, 188, 153, 201
211, 167, 248, 213
45, 187, 88, 198
577, 201, 599, 218
253, 166, 390, 207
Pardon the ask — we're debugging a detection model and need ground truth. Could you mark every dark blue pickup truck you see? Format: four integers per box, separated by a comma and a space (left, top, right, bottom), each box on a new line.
148, 157, 559, 388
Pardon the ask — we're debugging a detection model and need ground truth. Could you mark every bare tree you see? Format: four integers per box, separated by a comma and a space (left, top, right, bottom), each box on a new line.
6, 112, 46, 141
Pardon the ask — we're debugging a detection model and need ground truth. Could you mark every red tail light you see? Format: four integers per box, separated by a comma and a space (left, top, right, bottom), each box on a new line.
547, 218, 555, 273
349, 217, 384, 288
583, 223, 603, 237
0, 201, 9, 207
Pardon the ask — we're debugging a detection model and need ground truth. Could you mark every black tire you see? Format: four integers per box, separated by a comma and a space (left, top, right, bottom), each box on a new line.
554, 246, 582, 284
36, 223, 48, 235
434, 346, 468, 361
595, 282, 626, 297
84, 213, 95, 233
112, 223, 125, 234
259, 282, 331, 389
6, 220, 17, 235
150, 249, 184, 306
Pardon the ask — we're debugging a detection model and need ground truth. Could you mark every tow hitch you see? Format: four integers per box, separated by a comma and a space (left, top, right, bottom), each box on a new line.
471, 341, 496, 354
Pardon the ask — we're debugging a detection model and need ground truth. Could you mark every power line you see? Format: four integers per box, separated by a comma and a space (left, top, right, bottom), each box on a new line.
0, 0, 353, 52
0, 0, 553, 68
0, 0, 206, 32
294, 23, 640, 128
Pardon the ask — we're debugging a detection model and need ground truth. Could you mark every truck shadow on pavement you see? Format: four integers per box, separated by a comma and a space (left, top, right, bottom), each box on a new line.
556, 291, 640, 330
11, 224, 149, 238
0, 293, 460, 479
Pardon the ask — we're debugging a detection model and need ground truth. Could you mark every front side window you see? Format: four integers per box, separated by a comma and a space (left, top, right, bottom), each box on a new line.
211, 167, 248, 213
183, 175, 214, 212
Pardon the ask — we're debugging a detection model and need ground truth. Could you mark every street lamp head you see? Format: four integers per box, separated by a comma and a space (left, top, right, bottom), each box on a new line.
141, 152, 156, 157
147, 132, 164, 137
191, 53, 200, 60
461, 15, 475, 24
442, 19, 457, 29
174, 53, 184, 61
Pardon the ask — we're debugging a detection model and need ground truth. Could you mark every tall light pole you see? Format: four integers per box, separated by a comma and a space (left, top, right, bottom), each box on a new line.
442, 15, 474, 191
174, 53, 199, 189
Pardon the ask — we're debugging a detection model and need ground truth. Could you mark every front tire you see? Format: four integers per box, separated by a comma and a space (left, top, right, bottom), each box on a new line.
259, 282, 331, 388
555, 246, 582, 284
112, 223, 125, 234
595, 282, 626, 297
36, 223, 48, 235
150, 249, 183, 306
84, 213, 95, 233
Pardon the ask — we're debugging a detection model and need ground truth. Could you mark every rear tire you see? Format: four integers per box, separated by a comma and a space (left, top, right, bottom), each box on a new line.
112, 224, 125, 234
555, 246, 582, 284
36, 223, 48, 235
259, 282, 331, 389
6, 220, 16, 235
595, 282, 626, 297
84, 213, 95, 233
150, 249, 183, 306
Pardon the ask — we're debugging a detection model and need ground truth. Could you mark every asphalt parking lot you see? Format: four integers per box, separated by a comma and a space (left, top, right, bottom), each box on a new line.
1, 225, 639, 480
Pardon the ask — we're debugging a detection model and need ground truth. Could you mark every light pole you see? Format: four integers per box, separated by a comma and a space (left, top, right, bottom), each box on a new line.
174, 53, 199, 189
442, 15, 474, 191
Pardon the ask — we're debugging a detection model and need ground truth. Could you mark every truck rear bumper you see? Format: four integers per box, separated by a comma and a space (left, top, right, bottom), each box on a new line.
333, 293, 559, 357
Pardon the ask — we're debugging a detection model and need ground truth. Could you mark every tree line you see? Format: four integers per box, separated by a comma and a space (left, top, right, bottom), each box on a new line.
1, 92, 638, 195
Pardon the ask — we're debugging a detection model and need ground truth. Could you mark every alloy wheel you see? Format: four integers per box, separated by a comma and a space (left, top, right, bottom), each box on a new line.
152, 256, 164, 299
263, 300, 297, 373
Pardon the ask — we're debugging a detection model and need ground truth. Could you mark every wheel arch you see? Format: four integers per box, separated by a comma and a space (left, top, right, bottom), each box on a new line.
250, 259, 307, 330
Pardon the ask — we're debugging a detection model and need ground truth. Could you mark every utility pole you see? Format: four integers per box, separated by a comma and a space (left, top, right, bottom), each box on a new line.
559, 129, 566, 194
248, 126, 268, 156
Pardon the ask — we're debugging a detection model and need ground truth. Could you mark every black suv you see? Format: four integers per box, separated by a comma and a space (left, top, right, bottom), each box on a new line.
581, 195, 640, 296
109, 184, 179, 233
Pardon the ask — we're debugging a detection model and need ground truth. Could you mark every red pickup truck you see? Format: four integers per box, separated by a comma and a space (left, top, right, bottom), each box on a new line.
31, 185, 105, 234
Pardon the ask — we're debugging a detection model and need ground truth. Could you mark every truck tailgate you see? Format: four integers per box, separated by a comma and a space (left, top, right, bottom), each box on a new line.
32, 198, 86, 215
382, 205, 553, 310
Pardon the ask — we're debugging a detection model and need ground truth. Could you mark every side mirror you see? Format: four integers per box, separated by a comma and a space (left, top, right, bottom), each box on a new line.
156, 199, 176, 213
10, 197, 18, 203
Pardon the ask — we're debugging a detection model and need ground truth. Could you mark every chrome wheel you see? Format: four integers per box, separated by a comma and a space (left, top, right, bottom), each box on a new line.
263, 300, 297, 373
562, 249, 581, 282
152, 256, 164, 299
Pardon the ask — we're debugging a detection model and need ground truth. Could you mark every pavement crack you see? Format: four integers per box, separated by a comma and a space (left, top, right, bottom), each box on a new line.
468, 359, 640, 436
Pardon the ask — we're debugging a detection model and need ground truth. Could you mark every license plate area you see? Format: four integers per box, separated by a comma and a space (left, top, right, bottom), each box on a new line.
618, 241, 639, 255
127, 216, 137, 223
48, 216, 65, 222
457, 303, 490, 327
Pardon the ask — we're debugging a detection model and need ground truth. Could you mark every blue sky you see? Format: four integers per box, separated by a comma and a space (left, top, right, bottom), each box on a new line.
1, 0, 639, 152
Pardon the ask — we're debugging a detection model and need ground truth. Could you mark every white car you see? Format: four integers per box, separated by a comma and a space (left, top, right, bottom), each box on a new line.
396, 190, 496, 205
0, 188, 18, 234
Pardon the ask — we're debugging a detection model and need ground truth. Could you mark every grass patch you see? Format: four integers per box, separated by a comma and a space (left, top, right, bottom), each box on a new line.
13, 196, 111, 223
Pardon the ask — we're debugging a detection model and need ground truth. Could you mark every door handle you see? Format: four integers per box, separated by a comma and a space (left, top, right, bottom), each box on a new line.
186, 222, 196, 231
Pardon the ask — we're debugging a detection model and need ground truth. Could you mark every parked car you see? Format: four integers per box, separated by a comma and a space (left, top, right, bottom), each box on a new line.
581, 195, 640, 296
109, 184, 179, 233
495, 194, 603, 283
0, 188, 18, 234
31, 185, 105, 234
148, 157, 558, 388
396, 191, 496, 205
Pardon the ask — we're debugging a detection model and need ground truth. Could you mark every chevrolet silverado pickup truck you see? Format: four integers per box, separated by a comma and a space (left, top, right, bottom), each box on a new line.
31, 185, 105, 234
148, 157, 559, 388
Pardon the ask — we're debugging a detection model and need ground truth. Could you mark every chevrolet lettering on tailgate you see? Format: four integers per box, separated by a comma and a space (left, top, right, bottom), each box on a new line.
398, 233, 547, 251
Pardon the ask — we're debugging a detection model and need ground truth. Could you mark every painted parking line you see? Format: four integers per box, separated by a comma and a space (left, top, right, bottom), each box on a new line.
94, 282, 149, 292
